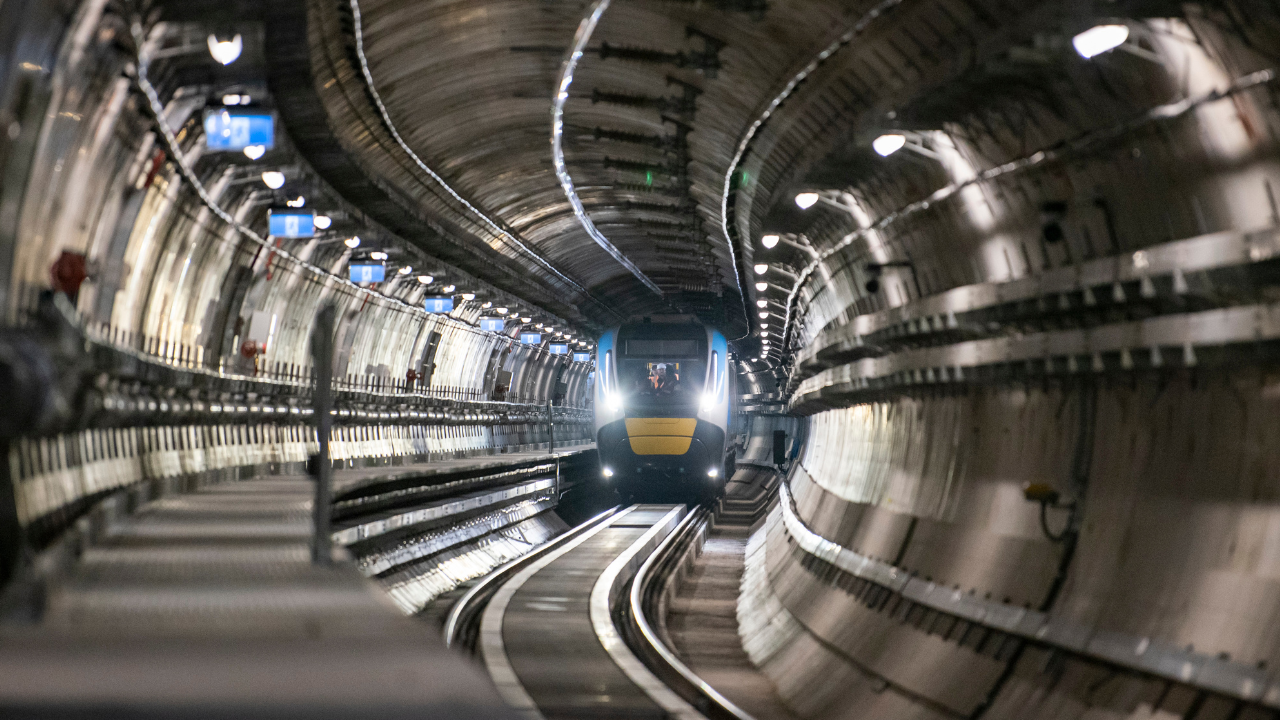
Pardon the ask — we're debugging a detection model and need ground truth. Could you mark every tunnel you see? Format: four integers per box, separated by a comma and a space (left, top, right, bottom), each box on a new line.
0, 0, 1278, 718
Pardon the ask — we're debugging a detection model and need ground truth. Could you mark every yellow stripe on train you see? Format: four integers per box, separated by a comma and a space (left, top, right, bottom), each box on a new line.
625, 418, 697, 455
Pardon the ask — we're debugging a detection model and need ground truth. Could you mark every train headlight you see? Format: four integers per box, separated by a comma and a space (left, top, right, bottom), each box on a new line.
607, 393, 623, 412
707, 467, 719, 478
700, 392, 716, 413
602, 467, 614, 478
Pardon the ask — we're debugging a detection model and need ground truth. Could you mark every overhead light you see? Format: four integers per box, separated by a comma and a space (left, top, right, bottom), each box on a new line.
795, 192, 819, 209
521, 316, 531, 322
760, 323, 769, 329
762, 234, 780, 249
482, 301, 492, 308
261, 171, 285, 189
370, 251, 388, 261
285, 196, 305, 207
756, 299, 768, 308
242, 145, 266, 160
755, 282, 767, 292
497, 307, 508, 314
398, 266, 412, 275
417, 274, 433, 284
536, 323, 544, 329
344, 236, 361, 249
313, 215, 332, 229
758, 311, 768, 319
221, 94, 242, 106
873, 134, 907, 157
207, 34, 243, 66
1073, 24, 1129, 59
462, 293, 476, 300
443, 284, 456, 293
761, 331, 769, 338
753, 263, 768, 275
239, 94, 251, 104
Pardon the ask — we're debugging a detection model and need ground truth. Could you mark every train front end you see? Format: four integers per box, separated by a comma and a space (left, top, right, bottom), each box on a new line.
593, 320, 731, 501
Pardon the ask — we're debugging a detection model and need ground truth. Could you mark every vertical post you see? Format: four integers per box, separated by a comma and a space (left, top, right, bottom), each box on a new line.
547, 399, 554, 455
310, 304, 336, 566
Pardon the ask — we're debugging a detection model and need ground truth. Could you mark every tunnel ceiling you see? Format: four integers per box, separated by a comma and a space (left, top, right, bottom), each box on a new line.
254, 0, 1279, 357
296, 0, 894, 336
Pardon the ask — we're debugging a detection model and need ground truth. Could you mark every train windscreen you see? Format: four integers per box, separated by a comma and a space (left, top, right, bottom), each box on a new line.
619, 338, 706, 408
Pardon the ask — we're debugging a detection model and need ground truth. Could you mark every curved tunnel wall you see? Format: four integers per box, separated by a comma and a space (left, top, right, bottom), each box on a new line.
0, 4, 595, 574
742, 4, 1280, 720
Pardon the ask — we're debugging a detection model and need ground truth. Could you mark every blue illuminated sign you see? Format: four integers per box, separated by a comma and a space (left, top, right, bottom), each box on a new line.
549, 343, 568, 355
268, 211, 314, 238
203, 110, 274, 151
348, 263, 385, 283
520, 332, 542, 345
480, 317, 505, 332
573, 352, 591, 363
424, 296, 454, 313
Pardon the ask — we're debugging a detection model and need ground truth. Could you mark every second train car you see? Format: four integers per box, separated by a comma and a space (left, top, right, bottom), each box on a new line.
593, 316, 736, 501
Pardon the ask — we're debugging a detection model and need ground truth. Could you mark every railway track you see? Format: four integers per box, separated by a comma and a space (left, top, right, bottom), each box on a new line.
444, 471, 777, 719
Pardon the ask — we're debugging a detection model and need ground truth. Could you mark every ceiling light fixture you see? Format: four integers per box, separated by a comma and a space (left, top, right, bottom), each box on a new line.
417, 275, 432, 284
755, 282, 767, 292
370, 251, 388, 261
794, 192, 819, 210
1073, 24, 1129, 59
521, 316, 531, 323
398, 266, 412, 275
442, 284, 456, 293
260, 171, 285, 189
872, 134, 907, 157
207, 34, 243, 65
497, 307, 508, 314
762, 234, 779, 249
221, 94, 242, 106
756, 300, 768, 308
482, 301, 492, 308
461, 293, 476, 300
313, 215, 332, 230
344, 236, 361, 249
242, 145, 265, 160
758, 311, 768, 319
753, 264, 768, 275
285, 196, 305, 208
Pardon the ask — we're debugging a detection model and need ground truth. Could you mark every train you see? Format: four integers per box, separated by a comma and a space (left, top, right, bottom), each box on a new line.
593, 316, 737, 501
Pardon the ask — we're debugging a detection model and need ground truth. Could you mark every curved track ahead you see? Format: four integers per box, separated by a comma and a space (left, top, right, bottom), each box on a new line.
445, 469, 779, 719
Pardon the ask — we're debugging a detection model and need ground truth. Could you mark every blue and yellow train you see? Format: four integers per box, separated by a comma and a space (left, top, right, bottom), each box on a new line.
593, 317, 736, 501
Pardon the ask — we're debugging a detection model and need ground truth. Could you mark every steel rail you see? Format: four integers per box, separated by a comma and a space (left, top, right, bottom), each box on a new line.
625, 504, 757, 720
443, 505, 620, 650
